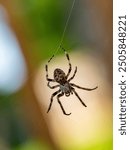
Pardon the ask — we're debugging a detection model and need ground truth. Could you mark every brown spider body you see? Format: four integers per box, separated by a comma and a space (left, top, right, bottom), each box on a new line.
54, 68, 67, 85
54, 68, 72, 97
45, 46, 98, 115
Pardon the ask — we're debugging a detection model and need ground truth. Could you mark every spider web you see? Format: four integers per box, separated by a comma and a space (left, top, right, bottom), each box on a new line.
48, 0, 76, 63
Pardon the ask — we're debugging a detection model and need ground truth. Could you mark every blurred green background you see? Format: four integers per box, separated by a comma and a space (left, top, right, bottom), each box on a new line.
0, 0, 112, 150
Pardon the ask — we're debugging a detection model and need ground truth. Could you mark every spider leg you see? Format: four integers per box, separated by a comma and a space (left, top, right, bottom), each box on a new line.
70, 83, 98, 91
45, 64, 55, 82
60, 46, 72, 78
68, 66, 77, 82
72, 88, 87, 107
48, 54, 54, 63
47, 90, 61, 113
47, 82, 60, 89
57, 93, 71, 115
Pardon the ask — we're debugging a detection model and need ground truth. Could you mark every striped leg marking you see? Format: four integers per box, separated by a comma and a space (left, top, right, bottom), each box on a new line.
45, 64, 55, 82
68, 66, 77, 82
60, 46, 72, 78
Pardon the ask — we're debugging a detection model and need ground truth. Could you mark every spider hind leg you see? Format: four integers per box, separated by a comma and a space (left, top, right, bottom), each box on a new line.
47, 90, 61, 113
72, 88, 87, 107
57, 93, 71, 115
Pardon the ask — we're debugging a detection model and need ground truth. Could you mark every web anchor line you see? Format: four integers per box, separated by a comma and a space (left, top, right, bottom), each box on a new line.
48, 0, 76, 63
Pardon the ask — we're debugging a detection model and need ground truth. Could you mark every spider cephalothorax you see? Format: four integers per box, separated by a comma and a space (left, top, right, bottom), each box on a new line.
45, 46, 98, 115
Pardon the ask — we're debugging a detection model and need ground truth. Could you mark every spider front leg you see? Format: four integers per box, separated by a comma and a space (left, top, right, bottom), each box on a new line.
71, 83, 98, 91
45, 64, 55, 82
60, 46, 72, 78
72, 88, 87, 107
57, 93, 71, 115
47, 90, 61, 113
68, 66, 77, 82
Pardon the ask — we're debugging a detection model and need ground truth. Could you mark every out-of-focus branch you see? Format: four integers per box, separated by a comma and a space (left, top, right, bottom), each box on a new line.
0, 0, 59, 149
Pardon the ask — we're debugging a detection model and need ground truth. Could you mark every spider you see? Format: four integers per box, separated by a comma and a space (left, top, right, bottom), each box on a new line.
45, 46, 98, 115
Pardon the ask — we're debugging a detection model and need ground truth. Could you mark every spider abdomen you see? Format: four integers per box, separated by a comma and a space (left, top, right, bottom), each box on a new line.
54, 68, 67, 84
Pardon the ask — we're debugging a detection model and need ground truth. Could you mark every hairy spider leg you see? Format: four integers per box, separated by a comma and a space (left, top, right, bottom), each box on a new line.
68, 66, 77, 82
57, 93, 71, 115
71, 83, 98, 91
47, 90, 61, 113
72, 88, 87, 107
45, 64, 55, 82
60, 46, 72, 78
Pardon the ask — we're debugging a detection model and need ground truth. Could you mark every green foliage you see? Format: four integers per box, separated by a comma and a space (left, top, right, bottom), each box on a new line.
13, 139, 52, 150
20, 0, 71, 58
66, 138, 113, 150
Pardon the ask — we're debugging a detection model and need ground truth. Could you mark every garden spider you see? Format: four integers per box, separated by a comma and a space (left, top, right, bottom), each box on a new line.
45, 46, 98, 115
